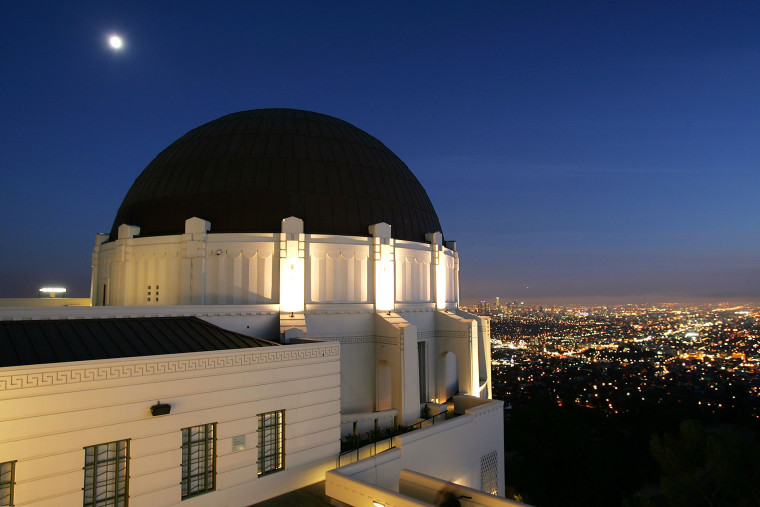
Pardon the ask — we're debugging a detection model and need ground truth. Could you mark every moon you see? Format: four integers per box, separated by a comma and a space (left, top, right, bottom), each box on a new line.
108, 35, 124, 50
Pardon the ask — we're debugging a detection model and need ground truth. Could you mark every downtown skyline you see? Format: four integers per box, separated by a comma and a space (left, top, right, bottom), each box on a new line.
2, 1, 759, 304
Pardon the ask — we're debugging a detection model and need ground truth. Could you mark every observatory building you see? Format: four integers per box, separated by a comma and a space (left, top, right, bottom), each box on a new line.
1, 109, 510, 506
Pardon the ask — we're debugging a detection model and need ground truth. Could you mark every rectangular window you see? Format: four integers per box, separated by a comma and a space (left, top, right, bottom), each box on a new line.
257, 411, 284, 476
83, 440, 129, 507
418, 341, 427, 403
181, 424, 215, 499
1, 461, 15, 507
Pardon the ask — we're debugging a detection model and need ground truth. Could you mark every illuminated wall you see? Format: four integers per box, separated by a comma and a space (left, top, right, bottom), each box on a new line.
93, 216, 459, 312
0, 339, 340, 507
279, 217, 305, 313
308, 240, 370, 303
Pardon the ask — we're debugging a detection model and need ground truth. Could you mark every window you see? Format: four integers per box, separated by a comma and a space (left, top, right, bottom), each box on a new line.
418, 341, 427, 403
257, 411, 284, 476
181, 424, 215, 499
1, 461, 15, 507
83, 440, 129, 507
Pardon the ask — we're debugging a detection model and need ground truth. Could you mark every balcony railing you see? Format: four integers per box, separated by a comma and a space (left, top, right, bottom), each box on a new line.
337, 409, 451, 468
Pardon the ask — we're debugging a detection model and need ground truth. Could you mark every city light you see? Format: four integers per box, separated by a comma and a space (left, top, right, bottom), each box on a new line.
473, 299, 760, 421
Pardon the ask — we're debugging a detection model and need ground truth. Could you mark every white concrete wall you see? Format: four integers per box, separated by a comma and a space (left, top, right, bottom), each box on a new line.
308, 238, 370, 303
327, 396, 506, 501
374, 313, 420, 426
304, 312, 377, 415
93, 233, 277, 307
399, 470, 526, 507
93, 231, 459, 309
434, 311, 479, 399
394, 243, 432, 304
0, 341, 341, 507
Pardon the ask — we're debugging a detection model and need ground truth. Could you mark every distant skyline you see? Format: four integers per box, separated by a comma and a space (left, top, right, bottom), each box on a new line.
2, 1, 759, 304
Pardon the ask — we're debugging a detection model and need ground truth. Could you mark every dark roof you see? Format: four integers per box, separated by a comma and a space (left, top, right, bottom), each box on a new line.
0, 316, 278, 367
110, 109, 442, 243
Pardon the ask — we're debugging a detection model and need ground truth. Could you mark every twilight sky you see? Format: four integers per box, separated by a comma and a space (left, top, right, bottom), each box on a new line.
1, 1, 759, 305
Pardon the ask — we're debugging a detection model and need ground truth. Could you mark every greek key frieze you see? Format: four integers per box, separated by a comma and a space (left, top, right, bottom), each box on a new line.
0, 344, 339, 391
317, 335, 399, 345
416, 330, 468, 340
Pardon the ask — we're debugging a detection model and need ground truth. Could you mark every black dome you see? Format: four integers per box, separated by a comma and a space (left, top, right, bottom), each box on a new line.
110, 109, 442, 242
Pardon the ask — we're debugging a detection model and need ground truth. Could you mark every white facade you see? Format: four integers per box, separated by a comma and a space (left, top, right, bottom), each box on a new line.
91, 217, 487, 428
91, 218, 459, 309
0, 336, 340, 507
0, 215, 502, 506
2, 108, 509, 506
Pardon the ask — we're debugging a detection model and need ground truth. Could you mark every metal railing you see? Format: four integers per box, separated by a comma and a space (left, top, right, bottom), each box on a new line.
408, 410, 448, 431
337, 410, 451, 468
337, 434, 400, 467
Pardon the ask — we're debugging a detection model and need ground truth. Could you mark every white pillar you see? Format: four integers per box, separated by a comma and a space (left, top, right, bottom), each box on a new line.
90, 233, 109, 305
426, 232, 446, 310
446, 240, 459, 308
369, 222, 394, 312
181, 217, 210, 305
279, 216, 305, 313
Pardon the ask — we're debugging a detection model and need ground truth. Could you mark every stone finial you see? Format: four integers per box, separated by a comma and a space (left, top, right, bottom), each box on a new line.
282, 216, 304, 234
117, 224, 141, 240
425, 231, 443, 246
185, 217, 211, 234
369, 222, 392, 239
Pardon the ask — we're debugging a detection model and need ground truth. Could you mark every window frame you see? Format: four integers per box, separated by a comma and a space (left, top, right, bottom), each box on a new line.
1, 460, 16, 507
83, 440, 130, 507
181, 423, 216, 499
257, 410, 285, 476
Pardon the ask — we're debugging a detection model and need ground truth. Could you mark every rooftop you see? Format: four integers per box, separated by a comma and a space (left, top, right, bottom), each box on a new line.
111, 108, 443, 243
0, 316, 278, 367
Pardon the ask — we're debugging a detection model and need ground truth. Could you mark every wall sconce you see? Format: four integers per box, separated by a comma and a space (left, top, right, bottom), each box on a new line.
150, 401, 171, 416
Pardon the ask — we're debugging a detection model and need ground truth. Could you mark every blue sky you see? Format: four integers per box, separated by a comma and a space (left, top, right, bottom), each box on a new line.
1, 1, 759, 304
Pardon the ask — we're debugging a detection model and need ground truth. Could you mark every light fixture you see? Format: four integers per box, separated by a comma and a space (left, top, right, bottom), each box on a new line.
150, 401, 171, 416
373, 502, 385, 507
39, 287, 67, 298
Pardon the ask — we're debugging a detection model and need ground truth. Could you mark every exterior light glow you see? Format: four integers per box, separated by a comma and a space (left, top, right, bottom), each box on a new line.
280, 253, 304, 313
40, 287, 67, 298
435, 248, 447, 310
279, 218, 305, 313
370, 223, 395, 312
375, 256, 394, 311
39, 287, 67, 293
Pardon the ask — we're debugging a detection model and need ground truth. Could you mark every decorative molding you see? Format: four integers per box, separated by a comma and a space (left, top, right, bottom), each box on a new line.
309, 250, 370, 261
315, 335, 399, 345
416, 330, 468, 340
0, 344, 340, 392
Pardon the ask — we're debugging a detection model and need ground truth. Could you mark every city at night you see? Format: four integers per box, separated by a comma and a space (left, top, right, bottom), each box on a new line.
468, 299, 760, 505
2, 3, 759, 507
